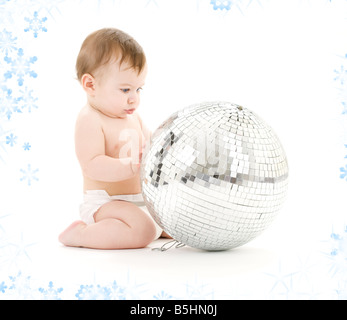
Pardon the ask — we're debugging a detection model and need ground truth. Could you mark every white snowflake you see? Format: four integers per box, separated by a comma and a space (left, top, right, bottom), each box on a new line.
19, 164, 39, 186
183, 277, 214, 300
4, 48, 37, 86
327, 228, 347, 277
0, 29, 17, 56
75, 284, 111, 300
38, 281, 63, 300
23, 0, 65, 18
18, 87, 38, 113
8, 271, 34, 299
24, 11, 47, 38
334, 65, 347, 86
0, 87, 21, 119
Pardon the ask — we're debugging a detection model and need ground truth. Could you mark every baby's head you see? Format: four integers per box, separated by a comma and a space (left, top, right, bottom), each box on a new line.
76, 28, 146, 81
76, 28, 147, 118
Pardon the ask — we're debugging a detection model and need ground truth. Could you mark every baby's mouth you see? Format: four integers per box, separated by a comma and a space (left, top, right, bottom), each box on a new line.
125, 108, 135, 114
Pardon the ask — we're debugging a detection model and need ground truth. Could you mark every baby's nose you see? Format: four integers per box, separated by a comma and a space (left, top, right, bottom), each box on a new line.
128, 95, 138, 104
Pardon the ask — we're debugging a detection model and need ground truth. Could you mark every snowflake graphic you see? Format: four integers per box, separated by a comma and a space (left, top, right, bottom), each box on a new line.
25, 0, 64, 18
24, 11, 48, 38
20, 164, 39, 186
22, 142, 31, 151
5, 132, 17, 146
210, 0, 232, 10
335, 279, 347, 300
342, 102, 347, 115
0, 88, 21, 119
4, 48, 38, 86
5, 232, 36, 270
264, 261, 300, 299
0, 281, 7, 293
75, 280, 127, 300
0, 0, 18, 25
145, 0, 159, 8
334, 65, 347, 86
154, 290, 174, 300
18, 87, 38, 113
108, 281, 126, 300
340, 165, 347, 181
324, 227, 347, 281
38, 281, 63, 300
75, 284, 111, 300
0, 29, 17, 56
0, 123, 9, 162
183, 277, 214, 300
8, 271, 33, 299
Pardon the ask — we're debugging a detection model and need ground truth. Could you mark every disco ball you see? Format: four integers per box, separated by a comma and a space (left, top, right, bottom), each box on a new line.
141, 102, 289, 251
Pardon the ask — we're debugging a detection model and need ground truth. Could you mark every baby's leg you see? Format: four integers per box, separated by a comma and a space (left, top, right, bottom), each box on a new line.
59, 200, 156, 249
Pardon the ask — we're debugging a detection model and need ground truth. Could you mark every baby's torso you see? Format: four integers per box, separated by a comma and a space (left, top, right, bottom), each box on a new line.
84, 111, 145, 195
101, 113, 145, 158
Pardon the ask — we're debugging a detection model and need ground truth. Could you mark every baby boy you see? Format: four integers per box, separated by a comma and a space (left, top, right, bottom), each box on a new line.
59, 28, 166, 249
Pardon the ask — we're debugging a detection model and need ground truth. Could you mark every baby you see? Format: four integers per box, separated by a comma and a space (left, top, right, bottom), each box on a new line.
59, 28, 167, 249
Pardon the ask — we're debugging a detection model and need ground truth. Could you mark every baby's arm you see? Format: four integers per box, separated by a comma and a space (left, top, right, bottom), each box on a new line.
75, 111, 138, 182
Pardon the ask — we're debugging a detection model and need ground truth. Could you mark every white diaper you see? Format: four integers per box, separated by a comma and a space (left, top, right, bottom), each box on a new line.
79, 190, 163, 240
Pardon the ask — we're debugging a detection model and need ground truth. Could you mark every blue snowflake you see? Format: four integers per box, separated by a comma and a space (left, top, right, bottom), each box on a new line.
75, 284, 111, 300
5, 133, 17, 146
0, 123, 9, 162
38, 281, 63, 300
340, 165, 347, 181
24, 11, 48, 38
264, 261, 298, 299
210, 0, 232, 10
145, 0, 159, 8
325, 227, 347, 278
6, 232, 35, 268
18, 87, 38, 113
75, 280, 127, 300
0, 281, 6, 293
20, 164, 39, 186
154, 290, 173, 300
4, 48, 37, 86
0, 88, 21, 119
0, 29, 17, 56
26, 0, 64, 18
184, 278, 214, 300
108, 281, 126, 300
0, 1, 17, 26
342, 102, 347, 115
334, 65, 347, 86
8, 271, 33, 299
22, 142, 31, 151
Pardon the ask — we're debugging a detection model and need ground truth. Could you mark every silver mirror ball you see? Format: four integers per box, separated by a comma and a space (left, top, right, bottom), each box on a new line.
141, 102, 289, 251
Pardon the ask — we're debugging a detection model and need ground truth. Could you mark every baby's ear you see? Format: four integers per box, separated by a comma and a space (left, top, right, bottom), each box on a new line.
81, 73, 96, 96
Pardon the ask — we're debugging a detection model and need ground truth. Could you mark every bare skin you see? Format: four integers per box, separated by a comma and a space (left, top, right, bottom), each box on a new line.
59, 59, 170, 249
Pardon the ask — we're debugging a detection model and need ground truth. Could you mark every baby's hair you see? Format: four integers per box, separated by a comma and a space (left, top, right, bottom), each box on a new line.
76, 28, 146, 81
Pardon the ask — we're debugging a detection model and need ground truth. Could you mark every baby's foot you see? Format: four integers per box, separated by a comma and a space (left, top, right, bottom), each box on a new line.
58, 220, 86, 247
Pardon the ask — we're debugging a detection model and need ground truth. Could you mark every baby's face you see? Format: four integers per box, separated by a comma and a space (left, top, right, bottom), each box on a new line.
92, 59, 147, 119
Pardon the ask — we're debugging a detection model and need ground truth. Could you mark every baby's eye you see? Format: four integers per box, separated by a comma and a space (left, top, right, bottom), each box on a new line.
136, 87, 143, 92
121, 89, 130, 93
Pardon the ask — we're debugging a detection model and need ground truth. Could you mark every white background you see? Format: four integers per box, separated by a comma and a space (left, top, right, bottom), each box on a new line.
0, 0, 347, 299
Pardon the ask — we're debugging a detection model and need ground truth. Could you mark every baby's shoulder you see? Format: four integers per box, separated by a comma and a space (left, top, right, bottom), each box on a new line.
77, 105, 100, 122
75, 105, 102, 130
